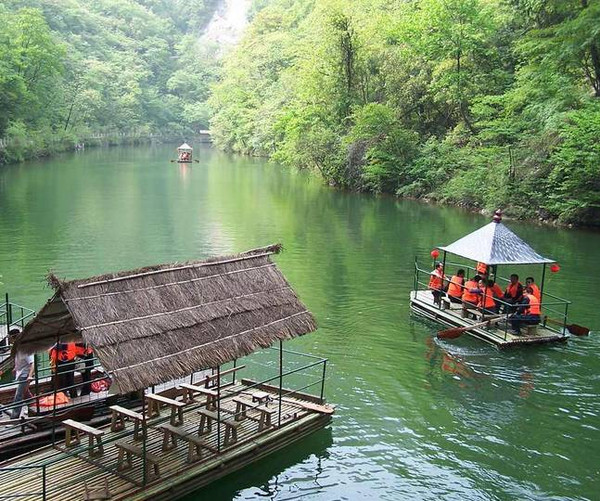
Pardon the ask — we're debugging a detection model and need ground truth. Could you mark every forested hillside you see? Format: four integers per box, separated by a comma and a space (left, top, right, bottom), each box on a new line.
0, 0, 219, 162
210, 0, 600, 225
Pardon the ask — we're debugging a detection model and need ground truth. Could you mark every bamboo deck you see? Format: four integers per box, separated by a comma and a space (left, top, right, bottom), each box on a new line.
410, 290, 568, 348
0, 382, 333, 500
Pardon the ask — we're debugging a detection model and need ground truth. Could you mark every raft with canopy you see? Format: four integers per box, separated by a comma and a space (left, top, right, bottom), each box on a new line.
176, 143, 194, 163
410, 211, 578, 347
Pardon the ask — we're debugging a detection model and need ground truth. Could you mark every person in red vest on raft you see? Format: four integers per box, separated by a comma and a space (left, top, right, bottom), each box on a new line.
446, 269, 465, 304
477, 279, 499, 314
476, 262, 488, 278
49, 342, 78, 398
510, 286, 541, 335
428, 262, 447, 306
75, 343, 94, 396
503, 274, 524, 312
525, 277, 541, 302
487, 279, 504, 312
461, 274, 482, 316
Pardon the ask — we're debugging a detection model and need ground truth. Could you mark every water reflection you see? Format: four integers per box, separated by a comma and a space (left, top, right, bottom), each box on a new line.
183, 428, 333, 500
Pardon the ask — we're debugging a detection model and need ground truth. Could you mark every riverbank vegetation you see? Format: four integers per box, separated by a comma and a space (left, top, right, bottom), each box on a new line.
0, 0, 219, 163
210, 0, 600, 226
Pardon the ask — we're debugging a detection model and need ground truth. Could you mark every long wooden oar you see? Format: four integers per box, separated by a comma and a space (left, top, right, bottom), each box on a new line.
544, 317, 590, 336
438, 316, 504, 340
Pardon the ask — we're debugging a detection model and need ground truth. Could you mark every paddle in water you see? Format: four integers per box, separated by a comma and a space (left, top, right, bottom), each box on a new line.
544, 317, 590, 336
437, 317, 504, 339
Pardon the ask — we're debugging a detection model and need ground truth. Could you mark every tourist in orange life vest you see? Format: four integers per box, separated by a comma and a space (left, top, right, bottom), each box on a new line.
476, 262, 488, 278
487, 279, 504, 311
525, 277, 541, 302
49, 342, 78, 398
446, 269, 465, 304
510, 286, 541, 335
476, 279, 498, 314
461, 274, 482, 315
503, 274, 523, 312
75, 343, 94, 396
428, 262, 446, 306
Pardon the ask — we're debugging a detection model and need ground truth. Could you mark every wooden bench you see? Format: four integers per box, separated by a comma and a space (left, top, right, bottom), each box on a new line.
201, 365, 246, 388
63, 419, 104, 458
179, 383, 218, 410
197, 409, 242, 446
146, 393, 186, 426
247, 390, 272, 404
110, 405, 144, 441
442, 297, 463, 310
115, 440, 160, 480
157, 423, 214, 463
232, 396, 276, 431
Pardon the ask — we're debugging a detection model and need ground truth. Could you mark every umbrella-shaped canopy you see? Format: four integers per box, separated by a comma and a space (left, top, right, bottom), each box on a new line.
439, 219, 555, 266
177, 143, 192, 152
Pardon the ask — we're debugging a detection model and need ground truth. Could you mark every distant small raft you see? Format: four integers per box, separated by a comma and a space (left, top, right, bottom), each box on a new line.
175, 142, 195, 163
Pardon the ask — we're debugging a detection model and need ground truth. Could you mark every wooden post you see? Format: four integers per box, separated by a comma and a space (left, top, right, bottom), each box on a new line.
51, 334, 59, 446
216, 366, 221, 452
34, 353, 40, 414
278, 340, 283, 428
142, 391, 147, 486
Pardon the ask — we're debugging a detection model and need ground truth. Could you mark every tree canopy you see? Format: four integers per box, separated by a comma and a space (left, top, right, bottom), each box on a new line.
0, 0, 220, 161
210, 0, 600, 225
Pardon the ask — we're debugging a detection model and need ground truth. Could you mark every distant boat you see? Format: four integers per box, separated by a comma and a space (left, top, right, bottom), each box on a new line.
174, 142, 198, 163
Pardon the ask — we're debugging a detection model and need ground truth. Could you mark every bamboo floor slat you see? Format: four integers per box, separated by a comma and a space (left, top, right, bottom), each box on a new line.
411, 290, 568, 347
0, 383, 328, 501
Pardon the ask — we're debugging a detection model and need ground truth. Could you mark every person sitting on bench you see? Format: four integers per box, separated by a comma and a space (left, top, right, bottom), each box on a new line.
476, 279, 499, 314
503, 274, 524, 313
446, 269, 465, 304
461, 275, 481, 314
510, 286, 541, 335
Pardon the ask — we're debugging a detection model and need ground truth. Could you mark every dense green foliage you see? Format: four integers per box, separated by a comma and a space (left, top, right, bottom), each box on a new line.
0, 0, 219, 162
210, 0, 600, 225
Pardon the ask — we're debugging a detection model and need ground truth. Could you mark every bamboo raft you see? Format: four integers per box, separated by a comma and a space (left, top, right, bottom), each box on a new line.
410, 290, 568, 348
0, 382, 333, 500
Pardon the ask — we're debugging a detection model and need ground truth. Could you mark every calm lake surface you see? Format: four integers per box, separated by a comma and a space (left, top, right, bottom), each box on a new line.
0, 144, 599, 500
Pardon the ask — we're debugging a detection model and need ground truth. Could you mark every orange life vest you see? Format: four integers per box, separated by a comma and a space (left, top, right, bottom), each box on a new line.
49, 343, 77, 363
505, 282, 522, 299
462, 280, 479, 303
38, 392, 70, 407
75, 343, 93, 357
529, 284, 541, 301
524, 293, 541, 315
476, 262, 488, 275
491, 283, 503, 298
447, 275, 464, 298
478, 290, 496, 309
428, 269, 444, 290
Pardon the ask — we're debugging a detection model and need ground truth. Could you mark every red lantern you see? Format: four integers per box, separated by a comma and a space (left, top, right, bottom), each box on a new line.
550, 263, 560, 273
430, 249, 440, 259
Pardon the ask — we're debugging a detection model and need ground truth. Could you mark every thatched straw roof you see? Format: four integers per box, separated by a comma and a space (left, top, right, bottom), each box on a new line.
13, 244, 317, 393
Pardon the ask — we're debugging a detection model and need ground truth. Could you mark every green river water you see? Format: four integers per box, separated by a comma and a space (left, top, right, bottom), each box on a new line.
0, 144, 598, 500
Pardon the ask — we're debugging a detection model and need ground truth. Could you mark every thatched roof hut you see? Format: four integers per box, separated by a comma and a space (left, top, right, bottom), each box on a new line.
13, 244, 317, 394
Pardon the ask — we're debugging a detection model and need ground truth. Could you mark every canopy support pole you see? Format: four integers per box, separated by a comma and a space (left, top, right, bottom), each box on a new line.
278, 340, 283, 427
216, 365, 221, 452
540, 263, 547, 306
440, 251, 447, 310
142, 391, 147, 486
51, 333, 59, 447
